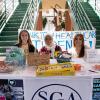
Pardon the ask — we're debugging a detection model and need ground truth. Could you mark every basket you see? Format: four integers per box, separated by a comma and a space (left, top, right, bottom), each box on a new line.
27, 53, 50, 66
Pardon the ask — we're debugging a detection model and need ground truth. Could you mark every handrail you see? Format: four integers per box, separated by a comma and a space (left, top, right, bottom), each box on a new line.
68, 0, 95, 30
0, 0, 19, 33
77, 2, 91, 30
19, 2, 31, 29
89, 2, 100, 19
67, 0, 79, 30
79, 1, 95, 30
19, 0, 40, 30
19, 1, 34, 30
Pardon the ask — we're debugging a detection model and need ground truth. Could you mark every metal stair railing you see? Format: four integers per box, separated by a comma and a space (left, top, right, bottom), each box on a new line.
19, 0, 40, 30
89, 0, 100, 19
78, 1, 95, 30
0, 0, 19, 33
68, 0, 95, 30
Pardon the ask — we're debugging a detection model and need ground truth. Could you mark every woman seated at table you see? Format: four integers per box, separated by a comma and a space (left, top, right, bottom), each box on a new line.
40, 34, 62, 58
15, 30, 38, 55
68, 34, 89, 58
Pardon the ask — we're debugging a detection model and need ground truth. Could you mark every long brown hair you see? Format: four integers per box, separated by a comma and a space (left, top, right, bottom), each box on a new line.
73, 34, 85, 57
18, 30, 32, 47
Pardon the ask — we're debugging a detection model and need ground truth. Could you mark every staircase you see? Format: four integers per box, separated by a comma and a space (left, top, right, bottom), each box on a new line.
0, 3, 29, 56
81, 2, 100, 48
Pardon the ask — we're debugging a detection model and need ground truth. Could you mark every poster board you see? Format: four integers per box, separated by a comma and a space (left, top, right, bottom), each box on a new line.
27, 53, 50, 66
18, 30, 96, 51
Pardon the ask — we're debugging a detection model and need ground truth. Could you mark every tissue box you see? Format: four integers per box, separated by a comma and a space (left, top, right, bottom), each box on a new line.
36, 62, 75, 77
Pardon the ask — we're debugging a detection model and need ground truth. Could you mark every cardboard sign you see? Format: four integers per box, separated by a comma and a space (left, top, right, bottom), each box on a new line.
84, 49, 100, 63
18, 30, 96, 51
24, 76, 92, 100
27, 53, 50, 66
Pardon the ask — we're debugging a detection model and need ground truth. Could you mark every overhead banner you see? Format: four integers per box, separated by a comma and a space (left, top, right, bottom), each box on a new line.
24, 76, 92, 100
19, 30, 96, 51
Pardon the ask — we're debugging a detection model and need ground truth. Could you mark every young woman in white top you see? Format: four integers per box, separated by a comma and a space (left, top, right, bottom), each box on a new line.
69, 34, 85, 58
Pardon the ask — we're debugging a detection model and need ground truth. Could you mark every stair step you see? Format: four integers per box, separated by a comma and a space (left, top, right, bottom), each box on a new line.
96, 40, 100, 45
81, 2, 92, 8
1, 31, 18, 36
92, 22, 100, 26
14, 11, 26, 13
96, 35, 100, 40
96, 45, 100, 49
0, 46, 15, 53
89, 18, 100, 22
0, 35, 18, 41
16, 7, 27, 11
94, 26, 100, 30
9, 17, 23, 21
87, 13, 98, 18
6, 23, 21, 27
96, 30, 100, 34
0, 41, 17, 46
12, 13, 25, 16
88, 15, 99, 19
3, 27, 19, 31
10, 16, 24, 19
85, 11, 97, 16
0, 46, 17, 56
8, 19, 23, 23
0, 47, 6, 53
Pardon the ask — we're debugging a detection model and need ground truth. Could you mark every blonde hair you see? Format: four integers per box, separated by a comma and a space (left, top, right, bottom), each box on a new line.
73, 34, 85, 57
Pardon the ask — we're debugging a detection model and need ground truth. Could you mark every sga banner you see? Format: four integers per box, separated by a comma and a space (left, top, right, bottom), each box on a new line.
24, 76, 92, 100
0, 77, 92, 100
18, 30, 96, 51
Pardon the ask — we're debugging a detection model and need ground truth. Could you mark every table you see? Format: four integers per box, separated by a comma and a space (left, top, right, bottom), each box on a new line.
0, 57, 100, 100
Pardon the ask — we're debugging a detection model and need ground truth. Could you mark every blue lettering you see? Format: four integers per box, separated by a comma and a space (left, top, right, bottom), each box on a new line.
41, 32, 47, 39
83, 31, 90, 39
66, 32, 73, 38
61, 33, 66, 39
33, 40, 43, 49
66, 40, 72, 50
89, 41, 92, 48
55, 33, 61, 39
90, 31, 96, 38
31, 32, 39, 39
58, 41, 65, 47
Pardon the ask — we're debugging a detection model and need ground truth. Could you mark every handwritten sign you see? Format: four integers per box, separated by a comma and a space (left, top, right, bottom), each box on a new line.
19, 30, 96, 51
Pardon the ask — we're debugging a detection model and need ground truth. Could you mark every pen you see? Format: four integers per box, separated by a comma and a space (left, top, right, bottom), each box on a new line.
88, 70, 98, 73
